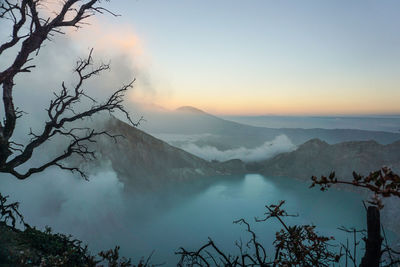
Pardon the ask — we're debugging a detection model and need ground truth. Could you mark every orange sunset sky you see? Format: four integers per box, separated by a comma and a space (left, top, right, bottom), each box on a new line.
44, 1, 400, 116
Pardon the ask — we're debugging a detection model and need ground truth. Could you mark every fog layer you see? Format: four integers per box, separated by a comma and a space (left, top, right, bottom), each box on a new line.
174, 134, 296, 162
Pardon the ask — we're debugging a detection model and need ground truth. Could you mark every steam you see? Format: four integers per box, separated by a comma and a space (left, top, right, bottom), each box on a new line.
179, 135, 296, 162
0, 19, 172, 258
2, 25, 158, 144
0, 162, 126, 241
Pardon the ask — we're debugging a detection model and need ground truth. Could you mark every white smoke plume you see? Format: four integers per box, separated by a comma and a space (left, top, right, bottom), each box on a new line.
180, 135, 296, 162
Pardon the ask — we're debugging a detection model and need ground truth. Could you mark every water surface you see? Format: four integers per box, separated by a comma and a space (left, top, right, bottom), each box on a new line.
108, 174, 366, 264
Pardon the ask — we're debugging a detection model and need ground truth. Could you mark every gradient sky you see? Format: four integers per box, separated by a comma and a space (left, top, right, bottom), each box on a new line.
50, 1, 400, 115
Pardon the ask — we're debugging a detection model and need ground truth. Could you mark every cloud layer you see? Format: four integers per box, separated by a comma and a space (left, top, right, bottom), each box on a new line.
180, 135, 296, 162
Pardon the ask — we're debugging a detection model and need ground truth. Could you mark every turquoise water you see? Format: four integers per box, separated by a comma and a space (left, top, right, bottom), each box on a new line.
109, 174, 366, 264
0, 169, 389, 265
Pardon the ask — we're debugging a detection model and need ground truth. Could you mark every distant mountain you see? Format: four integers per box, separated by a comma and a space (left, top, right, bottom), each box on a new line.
86, 116, 245, 192
253, 138, 400, 180
223, 115, 400, 133
175, 106, 206, 114
136, 105, 400, 152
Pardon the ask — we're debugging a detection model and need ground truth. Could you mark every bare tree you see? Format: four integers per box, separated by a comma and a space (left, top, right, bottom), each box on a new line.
0, 0, 136, 179
311, 167, 400, 267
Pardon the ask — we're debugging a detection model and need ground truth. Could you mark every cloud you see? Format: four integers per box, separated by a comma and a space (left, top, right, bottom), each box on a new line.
67, 18, 166, 105
1, 13, 130, 240
0, 15, 160, 247
180, 135, 296, 162
2, 25, 150, 144
0, 159, 127, 249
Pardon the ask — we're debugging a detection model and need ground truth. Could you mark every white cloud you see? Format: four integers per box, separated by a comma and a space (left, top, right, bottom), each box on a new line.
180, 135, 296, 162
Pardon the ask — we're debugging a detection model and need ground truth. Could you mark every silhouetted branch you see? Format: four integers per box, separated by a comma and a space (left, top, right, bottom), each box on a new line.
234, 218, 266, 265
381, 227, 400, 266
0, 193, 25, 228
0, 1, 133, 180
177, 201, 340, 267
1, 49, 134, 179
337, 227, 365, 266
310, 167, 400, 209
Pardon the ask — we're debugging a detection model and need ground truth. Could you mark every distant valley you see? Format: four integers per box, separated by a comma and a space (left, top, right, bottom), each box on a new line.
132, 106, 400, 152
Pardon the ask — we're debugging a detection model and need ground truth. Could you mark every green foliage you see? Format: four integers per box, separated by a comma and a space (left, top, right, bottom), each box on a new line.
311, 167, 400, 209
20, 226, 93, 266
273, 225, 339, 266
0, 192, 153, 267
98, 246, 133, 267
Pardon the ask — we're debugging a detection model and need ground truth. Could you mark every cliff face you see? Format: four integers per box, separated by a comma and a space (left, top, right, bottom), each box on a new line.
86, 117, 246, 191
255, 138, 400, 180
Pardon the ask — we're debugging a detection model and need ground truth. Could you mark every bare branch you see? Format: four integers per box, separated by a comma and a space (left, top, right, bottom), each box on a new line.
0, 0, 118, 174
0, 49, 134, 179
177, 201, 340, 266
0, 193, 25, 228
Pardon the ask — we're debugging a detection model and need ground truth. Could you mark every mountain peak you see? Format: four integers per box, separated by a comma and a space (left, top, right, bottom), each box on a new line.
176, 106, 206, 114
299, 138, 329, 149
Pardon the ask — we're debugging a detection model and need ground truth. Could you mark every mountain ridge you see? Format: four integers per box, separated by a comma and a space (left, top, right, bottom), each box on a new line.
253, 138, 400, 180
83, 116, 246, 192
137, 105, 400, 149
176, 106, 207, 114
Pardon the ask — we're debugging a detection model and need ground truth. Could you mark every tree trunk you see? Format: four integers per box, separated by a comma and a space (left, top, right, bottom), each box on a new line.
360, 206, 382, 267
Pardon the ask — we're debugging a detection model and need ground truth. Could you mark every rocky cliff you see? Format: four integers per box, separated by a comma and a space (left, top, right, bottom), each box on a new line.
254, 138, 400, 180
84, 116, 246, 192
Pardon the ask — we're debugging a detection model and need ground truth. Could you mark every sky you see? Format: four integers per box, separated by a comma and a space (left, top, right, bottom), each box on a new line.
5, 0, 400, 116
